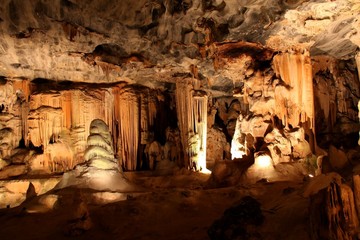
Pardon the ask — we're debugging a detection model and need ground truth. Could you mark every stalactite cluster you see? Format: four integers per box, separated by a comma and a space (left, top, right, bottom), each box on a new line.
115, 87, 140, 171
0, 79, 162, 173
113, 86, 158, 171
175, 78, 208, 171
272, 50, 315, 129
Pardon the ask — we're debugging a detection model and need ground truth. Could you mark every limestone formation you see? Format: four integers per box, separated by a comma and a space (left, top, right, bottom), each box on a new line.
0, 1, 358, 238
56, 119, 134, 191
307, 173, 359, 240
206, 127, 228, 169
176, 78, 208, 171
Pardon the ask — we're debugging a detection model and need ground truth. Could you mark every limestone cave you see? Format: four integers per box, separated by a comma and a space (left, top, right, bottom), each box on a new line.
0, 0, 360, 239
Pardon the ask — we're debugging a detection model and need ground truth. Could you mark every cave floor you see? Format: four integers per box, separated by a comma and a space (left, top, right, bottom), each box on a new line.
0, 170, 310, 240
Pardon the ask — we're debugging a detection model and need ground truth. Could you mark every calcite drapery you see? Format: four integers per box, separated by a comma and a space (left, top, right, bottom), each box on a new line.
272, 50, 315, 129
0, 79, 162, 173
272, 50, 319, 155
113, 86, 158, 171
27, 88, 115, 171
175, 78, 208, 171
114, 87, 140, 171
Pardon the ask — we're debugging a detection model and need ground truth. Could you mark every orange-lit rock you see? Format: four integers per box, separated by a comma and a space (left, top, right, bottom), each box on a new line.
273, 50, 314, 129
308, 173, 359, 239
206, 127, 228, 169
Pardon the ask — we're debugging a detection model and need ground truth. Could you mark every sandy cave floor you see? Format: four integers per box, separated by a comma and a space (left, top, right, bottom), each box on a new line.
0, 171, 310, 240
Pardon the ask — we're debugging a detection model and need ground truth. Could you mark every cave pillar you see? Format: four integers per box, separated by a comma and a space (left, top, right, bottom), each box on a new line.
175, 79, 208, 172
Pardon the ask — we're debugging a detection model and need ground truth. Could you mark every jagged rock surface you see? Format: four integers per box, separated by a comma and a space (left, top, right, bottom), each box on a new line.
0, 0, 358, 89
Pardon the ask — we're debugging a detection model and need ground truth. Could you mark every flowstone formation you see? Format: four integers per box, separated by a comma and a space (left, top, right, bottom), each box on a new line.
56, 119, 134, 191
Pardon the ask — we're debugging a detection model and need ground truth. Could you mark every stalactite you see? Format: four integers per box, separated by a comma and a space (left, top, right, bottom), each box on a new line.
1, 78, 160, 173
114, 87, 140, 171
175, 79, 208, 171
28, 106, 63, 148
193, 94, 208, 171
148, 93, 157, 128
273, 50, 314, 128
140, 93, 149, 145
21, 102, 29, 146
61, 91, 72, 129
176, 79, 194, 169
231, 114, 246, 159
272, 50, 317, 153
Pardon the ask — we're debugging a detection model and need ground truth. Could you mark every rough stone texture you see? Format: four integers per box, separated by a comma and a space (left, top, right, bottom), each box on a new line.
206, 127, 229, 169
0, 0, 358, 88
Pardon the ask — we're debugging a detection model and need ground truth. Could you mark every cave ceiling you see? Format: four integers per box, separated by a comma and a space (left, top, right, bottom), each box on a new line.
0, 0, 359, 95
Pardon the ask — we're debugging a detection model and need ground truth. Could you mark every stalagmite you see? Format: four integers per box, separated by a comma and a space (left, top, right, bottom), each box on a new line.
56, 119, 136, 192
175, 79, 208, 172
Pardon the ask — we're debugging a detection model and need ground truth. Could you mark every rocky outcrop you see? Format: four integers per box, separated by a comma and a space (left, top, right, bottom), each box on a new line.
306, 173, 359, 240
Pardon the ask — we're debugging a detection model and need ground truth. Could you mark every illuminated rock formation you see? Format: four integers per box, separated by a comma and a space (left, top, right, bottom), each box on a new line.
113, 85, 159, 171
176, 78, 208, 172
229, 50, 317, 164
206, 127, 229, 169
273, 50, 315, 130
56, 119, 133, 191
